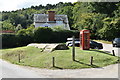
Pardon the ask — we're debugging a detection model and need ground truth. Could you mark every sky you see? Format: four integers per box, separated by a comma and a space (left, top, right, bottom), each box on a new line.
0, 0, 77, 11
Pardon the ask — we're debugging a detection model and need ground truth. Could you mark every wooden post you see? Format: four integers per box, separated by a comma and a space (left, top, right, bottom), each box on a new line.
112, 50, 115, 56
52, 57, 55, 67
90, 56, 93, 65
72, 36, 75, 61
18, 54, 20, 63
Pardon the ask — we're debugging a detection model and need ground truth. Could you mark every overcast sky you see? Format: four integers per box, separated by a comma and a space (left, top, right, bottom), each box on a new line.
0, 0, 77, 11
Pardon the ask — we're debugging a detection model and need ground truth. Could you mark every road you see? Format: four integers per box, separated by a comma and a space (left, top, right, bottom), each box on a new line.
0, 59, 118, 78
0, 42, 119, 78
99, 42, 120, 57
0, 59, 47, 78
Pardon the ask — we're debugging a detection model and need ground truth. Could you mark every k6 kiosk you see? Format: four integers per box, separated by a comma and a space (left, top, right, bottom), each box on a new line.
80, 30, 90, 50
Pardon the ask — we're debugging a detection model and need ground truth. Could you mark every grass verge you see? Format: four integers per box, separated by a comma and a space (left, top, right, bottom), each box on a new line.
93, 40, 112, 44
0, 46, 119, 69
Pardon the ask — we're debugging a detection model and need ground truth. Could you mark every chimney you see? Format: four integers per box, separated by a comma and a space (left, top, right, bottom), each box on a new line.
48, 11, 55, 21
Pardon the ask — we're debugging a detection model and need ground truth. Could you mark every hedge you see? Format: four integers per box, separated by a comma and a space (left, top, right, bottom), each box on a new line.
2, 27, 79, 48
50, 30, 79, 43
2, 34, 33, 48
2, 34, 18, 48
33, 27, 53, 43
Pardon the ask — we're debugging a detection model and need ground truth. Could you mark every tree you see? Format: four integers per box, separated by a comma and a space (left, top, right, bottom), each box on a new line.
113, 2, 120, 18
90, 2, 118, 16
72, 2, 94, 29
45, 4, 55, 10
56, 2, 64, 8
16, 27, 34, 46
98, 17, 120, 41
2, 20, 14, 30
56, 6, 73, 28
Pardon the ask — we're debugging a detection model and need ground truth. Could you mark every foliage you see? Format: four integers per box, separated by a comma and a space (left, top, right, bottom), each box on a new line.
2, 26, 79, 48
16, 27, 34, 46
33, 27, 53, 43
56, 6, 73, 27
72, 2, 120, 40
98, 17, 120, 40
16, 26, 34, 36
2, 20, 14, 30
52, 25, 65, 31
90, 2, 118, 16
1, 34, 17, 48
51, 30, 79, 43
1, 2, 120, 41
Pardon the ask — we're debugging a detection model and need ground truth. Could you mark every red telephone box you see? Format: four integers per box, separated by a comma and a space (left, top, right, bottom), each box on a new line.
80, 30, 90, 50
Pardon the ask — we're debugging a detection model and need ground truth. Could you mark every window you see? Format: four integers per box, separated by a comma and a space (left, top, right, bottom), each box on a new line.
45, 26, 48, 27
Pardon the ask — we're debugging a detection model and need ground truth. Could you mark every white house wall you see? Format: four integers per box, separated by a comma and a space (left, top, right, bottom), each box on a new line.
34, 23, 44, 27
34, 22, 70, 30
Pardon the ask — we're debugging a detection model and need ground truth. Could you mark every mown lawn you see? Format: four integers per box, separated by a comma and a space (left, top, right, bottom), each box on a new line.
0, 46, 119, 69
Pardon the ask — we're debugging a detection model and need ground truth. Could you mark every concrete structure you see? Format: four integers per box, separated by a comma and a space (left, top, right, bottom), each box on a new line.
34, 11, 70, 30
27, 43, 69, 52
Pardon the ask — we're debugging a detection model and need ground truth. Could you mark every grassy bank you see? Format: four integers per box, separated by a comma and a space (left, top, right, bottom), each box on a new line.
0, 46, 119, 69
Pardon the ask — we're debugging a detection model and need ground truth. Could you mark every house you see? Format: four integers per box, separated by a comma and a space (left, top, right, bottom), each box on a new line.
34, 11, 70, 30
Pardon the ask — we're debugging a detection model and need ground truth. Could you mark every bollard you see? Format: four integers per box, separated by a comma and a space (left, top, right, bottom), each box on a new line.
72, 36, 75, 61
90, 56, 93, 65
112, 50, 115, 56
18, 54, 20, 63
52, 57, 55, 67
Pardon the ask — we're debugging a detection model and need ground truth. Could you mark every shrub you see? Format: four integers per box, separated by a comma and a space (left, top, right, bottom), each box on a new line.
33, 27, 53, 43
16, 27, 34, 46
52, 25, 65, 31
2, 33, 18, 48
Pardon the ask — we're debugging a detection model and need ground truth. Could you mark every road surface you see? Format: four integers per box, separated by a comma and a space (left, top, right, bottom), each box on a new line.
99, 42, 120, 57
0, 59, 47, 78
0, 42, 119, 78
0, 59, 118, 78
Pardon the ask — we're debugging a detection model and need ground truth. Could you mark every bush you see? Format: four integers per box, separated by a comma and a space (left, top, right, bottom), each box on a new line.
33, 27, 53, 43
2, 33, 18, 48
16, 27, 34, 46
